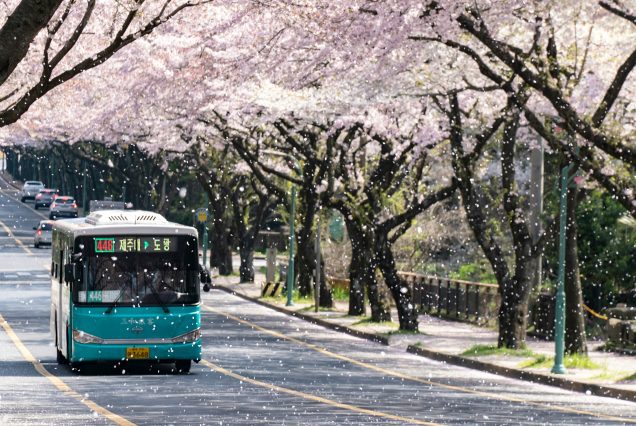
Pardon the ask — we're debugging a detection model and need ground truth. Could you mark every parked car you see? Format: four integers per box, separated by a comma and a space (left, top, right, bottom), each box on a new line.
33, 220, 54, 248
19, 181, 45, 202
34, 188, 58, 209
49, 196, 79, 219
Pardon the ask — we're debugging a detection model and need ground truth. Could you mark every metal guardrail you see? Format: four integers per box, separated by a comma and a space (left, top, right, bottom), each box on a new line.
326, 273, 500, 325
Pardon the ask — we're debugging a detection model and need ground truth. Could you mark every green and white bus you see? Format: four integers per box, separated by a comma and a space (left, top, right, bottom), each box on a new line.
50, 210, 210, 373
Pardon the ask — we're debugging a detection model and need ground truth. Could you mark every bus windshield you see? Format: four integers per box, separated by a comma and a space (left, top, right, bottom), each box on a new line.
74, 236, 199, 306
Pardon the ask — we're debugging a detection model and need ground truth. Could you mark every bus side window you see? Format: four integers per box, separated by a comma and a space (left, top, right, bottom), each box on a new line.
51, 262, 54, 276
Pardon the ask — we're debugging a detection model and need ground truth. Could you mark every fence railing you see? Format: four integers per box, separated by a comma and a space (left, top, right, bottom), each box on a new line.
398, 273, 500, 325
326, 273, 500, 325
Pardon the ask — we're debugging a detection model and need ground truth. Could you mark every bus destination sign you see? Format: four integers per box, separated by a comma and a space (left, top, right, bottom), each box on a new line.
94, 236, 177, 253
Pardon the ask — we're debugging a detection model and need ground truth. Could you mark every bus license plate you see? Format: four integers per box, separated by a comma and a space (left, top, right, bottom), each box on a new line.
126, 347, 149, 359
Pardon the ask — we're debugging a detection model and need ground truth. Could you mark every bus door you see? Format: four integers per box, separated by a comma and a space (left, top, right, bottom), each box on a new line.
58, 248, 68, 357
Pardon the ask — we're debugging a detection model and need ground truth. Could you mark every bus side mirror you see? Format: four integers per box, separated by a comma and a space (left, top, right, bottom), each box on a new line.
64, 264, 74, 284
64, 263, 81, 284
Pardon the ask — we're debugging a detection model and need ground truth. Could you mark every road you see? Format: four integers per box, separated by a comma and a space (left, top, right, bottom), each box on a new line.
1, 175, 635, 425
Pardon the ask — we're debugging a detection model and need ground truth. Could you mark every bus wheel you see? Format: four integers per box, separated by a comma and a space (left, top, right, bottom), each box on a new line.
175, 360, 191, 374
56, 348, 67, 364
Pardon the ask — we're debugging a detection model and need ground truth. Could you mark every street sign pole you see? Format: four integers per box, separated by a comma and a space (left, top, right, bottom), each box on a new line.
314, 216, 321, 313
552, 163, 572, 375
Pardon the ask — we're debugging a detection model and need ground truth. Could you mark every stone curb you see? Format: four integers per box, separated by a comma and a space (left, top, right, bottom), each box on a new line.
0, 172, 22, 190
406, 345, 636, 403
211, 284, 389, 345
213, 283, 635, 403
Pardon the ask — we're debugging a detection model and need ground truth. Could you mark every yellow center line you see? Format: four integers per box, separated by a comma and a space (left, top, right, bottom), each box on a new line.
0, 217, 33, 255
200, 359, 440, 425
0, 314, 135, 426
202, 305, 636, 424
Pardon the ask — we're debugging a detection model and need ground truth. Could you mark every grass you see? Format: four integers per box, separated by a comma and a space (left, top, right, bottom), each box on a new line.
518, 353, 602, 370
261, 289, 314, 304
298, 305, 335, 312
351, 316, 397, 326
331, 287, 349, 301
386, 329, 420, 335
621, 371, 636, 382
589, 371, 626, 381
461, 344, 535, 358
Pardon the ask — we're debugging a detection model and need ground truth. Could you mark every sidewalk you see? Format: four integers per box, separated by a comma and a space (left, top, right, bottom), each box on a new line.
212, 272, 636, 402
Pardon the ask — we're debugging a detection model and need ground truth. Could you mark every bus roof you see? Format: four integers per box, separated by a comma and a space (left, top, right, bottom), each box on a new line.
52, 210, 198, 238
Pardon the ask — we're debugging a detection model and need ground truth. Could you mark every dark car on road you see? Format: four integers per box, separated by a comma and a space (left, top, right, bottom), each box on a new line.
49, 196, 79, 219
34, 188, 58, 209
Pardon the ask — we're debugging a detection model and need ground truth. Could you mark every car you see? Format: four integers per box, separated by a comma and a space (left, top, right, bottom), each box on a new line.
49, 196, 79, 219
33, 220, 54, 248
20, 181, 45, 202
34, 188, 59, 209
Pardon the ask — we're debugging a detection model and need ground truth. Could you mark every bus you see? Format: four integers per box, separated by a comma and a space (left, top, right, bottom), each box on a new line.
50, 210, 211, 373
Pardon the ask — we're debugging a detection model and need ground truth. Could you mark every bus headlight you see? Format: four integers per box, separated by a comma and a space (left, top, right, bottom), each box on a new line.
73, 329, 103, 344
172, 329, 201, 343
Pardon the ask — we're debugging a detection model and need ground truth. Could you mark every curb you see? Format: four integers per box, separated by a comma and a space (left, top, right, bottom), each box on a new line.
211, 284, 389, 345
213, 283, 636, 404
406, 345, 636, 403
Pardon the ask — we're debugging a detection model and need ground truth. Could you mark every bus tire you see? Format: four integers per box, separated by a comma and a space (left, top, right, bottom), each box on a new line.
56, 348, 67, 364
175, 360, 191, 374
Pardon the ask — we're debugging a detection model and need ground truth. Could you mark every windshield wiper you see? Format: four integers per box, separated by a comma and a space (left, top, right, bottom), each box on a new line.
105, 283, 128, 314
146, 274, 170, 314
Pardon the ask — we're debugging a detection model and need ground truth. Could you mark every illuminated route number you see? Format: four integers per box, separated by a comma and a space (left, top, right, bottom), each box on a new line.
95, 238, 115, 253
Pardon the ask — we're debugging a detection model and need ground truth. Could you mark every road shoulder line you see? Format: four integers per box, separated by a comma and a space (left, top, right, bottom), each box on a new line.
200, 359, 439, 425
204, 294, 636, 423
0, 313, 136, 426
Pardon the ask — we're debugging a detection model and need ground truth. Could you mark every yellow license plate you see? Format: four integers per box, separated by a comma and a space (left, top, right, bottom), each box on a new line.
126, 347, 149, 359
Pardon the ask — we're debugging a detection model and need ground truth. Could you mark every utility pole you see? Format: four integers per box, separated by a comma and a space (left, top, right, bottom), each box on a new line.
203, 192, 209, 268
529, 141, 544, 291
286, 185, 296, 307
82, 160, 88, 215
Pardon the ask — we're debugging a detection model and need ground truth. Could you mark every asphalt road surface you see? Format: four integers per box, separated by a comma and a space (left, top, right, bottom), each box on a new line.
1, 175, 635, 425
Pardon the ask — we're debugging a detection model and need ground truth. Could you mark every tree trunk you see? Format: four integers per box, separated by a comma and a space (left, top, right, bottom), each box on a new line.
377, 238, 417, 331
564, 185, 587, 354
238, 245, 254, 283
347, 252, 366, 316
497, 273, 532, 349
346, 220, 392, 319
296, 228, 314, 297
345, 221, 367, 315
369, 269, 392, 322
317, 257, 333, 308
209, 199, 233, 275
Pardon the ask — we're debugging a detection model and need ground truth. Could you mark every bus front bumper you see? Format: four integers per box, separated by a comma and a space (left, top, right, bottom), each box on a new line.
70, 339, 202, 363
